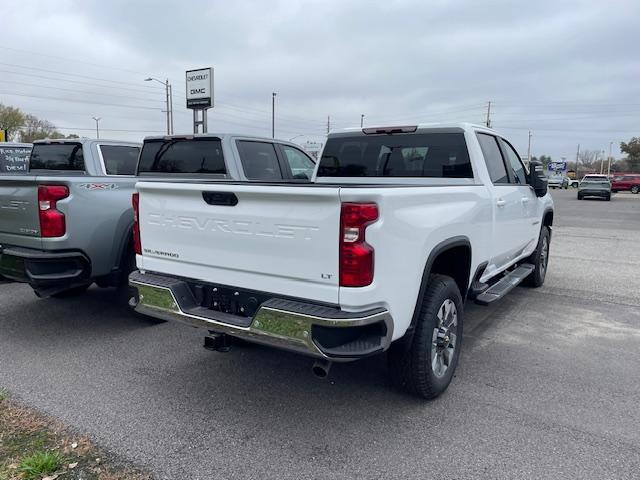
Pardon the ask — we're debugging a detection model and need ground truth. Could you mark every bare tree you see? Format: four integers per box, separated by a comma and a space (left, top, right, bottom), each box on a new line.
578, 150, 600, 172
20, 115, 61, 143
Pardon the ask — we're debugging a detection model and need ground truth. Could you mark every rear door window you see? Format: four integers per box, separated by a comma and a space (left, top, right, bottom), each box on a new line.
237, 141, 282, 180
477, 134, 509, 184
29, 143, 84, 171
281, 145, 315, 179
99, 145, 140, 175
317, 132, 472, 178
137, 138, 226, 175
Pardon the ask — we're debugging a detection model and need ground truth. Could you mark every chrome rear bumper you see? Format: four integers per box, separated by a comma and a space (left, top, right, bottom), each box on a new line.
129, 271, 393, 361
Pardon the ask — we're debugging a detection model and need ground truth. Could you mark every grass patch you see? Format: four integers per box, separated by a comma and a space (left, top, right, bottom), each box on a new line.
17, 451, 62, 479
0, 390, 7, 403
0, 391, 152, 479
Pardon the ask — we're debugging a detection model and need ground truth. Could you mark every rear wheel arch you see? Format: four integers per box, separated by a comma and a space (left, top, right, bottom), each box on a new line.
408, 237, 472, 333
115, 222, 135, 270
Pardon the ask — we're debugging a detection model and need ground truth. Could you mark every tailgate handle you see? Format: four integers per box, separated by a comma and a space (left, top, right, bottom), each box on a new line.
202, 191, 238, 206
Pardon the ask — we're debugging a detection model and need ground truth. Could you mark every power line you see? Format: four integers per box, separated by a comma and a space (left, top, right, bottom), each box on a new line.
0, 91, 163, 111
0, 68, 168, 97
0, 79, 165, 105
0, 62, 164, 90
1, 46, 161, 78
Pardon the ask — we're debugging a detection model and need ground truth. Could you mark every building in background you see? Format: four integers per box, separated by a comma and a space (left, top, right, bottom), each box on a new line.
300, 141, 323, 160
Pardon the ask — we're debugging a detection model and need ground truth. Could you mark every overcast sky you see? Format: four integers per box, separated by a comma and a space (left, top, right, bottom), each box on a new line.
2, 0, 639, 159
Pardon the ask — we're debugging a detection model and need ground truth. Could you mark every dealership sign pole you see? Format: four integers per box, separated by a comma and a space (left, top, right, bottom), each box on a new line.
186, 67, 213, 134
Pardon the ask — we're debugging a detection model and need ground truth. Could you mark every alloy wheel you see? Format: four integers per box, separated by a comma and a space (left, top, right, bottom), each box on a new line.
431, 299, 458, 378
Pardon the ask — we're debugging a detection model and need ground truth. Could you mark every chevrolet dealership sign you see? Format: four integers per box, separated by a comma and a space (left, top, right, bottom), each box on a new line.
186, 68, 213, 109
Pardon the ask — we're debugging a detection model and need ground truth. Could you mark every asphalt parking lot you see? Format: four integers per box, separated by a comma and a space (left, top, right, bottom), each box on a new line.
1, 189, 638, 480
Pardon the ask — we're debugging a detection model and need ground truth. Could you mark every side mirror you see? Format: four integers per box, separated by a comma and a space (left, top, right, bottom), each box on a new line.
528, 160, 548, 197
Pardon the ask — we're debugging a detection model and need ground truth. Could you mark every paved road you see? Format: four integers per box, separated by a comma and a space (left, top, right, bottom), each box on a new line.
1, 190, 639, 479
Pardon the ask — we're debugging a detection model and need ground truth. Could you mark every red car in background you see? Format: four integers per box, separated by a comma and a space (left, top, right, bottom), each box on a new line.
611, 174, 640, 193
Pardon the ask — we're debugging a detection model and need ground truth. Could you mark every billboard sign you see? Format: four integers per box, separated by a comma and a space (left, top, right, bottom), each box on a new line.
548, 161, 567, 172
186, 68, 213, 109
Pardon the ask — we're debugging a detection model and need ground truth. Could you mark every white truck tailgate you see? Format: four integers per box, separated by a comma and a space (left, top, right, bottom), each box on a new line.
136, 182, 342, 304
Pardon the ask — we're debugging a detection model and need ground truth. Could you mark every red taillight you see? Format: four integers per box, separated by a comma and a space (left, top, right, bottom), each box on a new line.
339, 202, 379, 287
132, 192, 141, 255
38, 185, 69, 237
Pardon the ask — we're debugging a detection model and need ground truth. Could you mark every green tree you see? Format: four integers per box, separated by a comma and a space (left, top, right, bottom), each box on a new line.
620, 137, 640, 171
0, 104, 26, 140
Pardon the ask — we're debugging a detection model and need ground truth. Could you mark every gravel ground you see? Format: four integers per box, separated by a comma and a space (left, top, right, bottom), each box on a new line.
1, 189, 639, 479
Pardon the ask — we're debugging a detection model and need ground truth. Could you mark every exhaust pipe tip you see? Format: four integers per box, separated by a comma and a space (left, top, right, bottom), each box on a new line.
312, 359, 332, 379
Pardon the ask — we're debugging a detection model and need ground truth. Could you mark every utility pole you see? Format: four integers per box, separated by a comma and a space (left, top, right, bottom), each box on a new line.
575, 144, 580, 178
485, 101, 492, 128
168, 83, 174, 135
327, 115, 330, 134
92, 116, 101, 139
599, 150, 605, 174
271, 92, 277, 138
527, 130, 532, 163
607, 141, 613, 176
360, 114, 365, 128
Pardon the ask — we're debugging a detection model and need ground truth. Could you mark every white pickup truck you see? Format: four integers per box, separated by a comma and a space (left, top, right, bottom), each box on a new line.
129, 123, 553, 398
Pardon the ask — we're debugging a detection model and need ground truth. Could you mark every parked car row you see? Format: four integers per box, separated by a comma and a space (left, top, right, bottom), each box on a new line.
1, 123, 554, 399
611, 173, 640, 194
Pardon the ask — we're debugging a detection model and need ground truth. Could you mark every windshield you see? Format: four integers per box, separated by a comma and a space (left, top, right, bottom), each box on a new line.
0, 146, 31, 174
137, 138, 226, 175
317, 132, 472, 178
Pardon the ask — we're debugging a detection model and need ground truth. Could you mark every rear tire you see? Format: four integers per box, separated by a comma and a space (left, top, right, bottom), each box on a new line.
51, 284, 92, 298
388, 274, 463, 399
523, 226, 550, 288
631, 185, 640, 194
577, 193, 583, 200
116, 247, 165, 322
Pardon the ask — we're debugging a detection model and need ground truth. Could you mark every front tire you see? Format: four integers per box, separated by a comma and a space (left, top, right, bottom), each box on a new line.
388, 274, 463, 399
631, 185, 640, 194
524, 226, 550, 287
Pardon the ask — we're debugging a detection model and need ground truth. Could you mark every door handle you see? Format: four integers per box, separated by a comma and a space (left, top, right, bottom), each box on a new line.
521, 197, 530, 204
496, 199, 506, 207
202, 192, 238, 206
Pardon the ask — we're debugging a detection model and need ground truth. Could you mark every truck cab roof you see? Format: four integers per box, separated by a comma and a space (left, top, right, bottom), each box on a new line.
330, 122, 496, 137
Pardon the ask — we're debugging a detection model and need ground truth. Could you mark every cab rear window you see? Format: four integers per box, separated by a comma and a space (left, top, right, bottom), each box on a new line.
29, 143, 84, 171
318, 132, 472, 178
137, 138, 226, 175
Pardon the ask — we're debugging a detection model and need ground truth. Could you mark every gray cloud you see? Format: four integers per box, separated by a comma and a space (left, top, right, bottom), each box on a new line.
1, 0, 638, 159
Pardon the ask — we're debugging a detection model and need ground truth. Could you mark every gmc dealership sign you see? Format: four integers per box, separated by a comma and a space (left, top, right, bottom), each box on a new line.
186, 68, 213, 109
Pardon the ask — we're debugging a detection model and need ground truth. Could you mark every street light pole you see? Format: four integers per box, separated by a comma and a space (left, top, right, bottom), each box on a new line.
92, 116, 101, 139
145, 77, 172, 135
527, 130, 532, 163
360, 114, 365, 128
607, 141, 613, 176
272, 92, 277, 138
